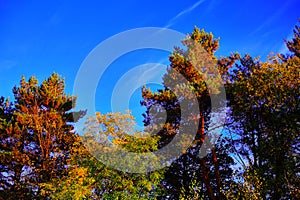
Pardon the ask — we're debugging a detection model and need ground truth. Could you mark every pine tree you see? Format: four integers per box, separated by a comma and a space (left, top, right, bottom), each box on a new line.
227, 23, 300, 198
141, 27, 235, 200
0, 73, 85, 199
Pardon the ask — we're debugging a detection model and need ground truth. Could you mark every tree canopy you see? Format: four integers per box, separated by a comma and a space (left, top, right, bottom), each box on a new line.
0, 23, 299, 199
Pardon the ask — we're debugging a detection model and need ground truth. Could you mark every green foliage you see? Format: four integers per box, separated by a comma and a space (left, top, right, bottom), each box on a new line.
0, 23, 299, 200
222, 169, 264, 200
179, 172, 204, 200
0, 73, 86, 199
141, 26, 234, 200
79, 111, 166, 199
40, 167, 95, 200
226, 22, 300, 199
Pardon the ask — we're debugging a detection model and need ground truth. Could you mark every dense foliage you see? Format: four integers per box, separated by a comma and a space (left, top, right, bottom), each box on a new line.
0, 23, 299, 199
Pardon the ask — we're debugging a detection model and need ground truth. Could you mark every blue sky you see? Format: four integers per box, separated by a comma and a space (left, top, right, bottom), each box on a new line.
0, 0, 299, 127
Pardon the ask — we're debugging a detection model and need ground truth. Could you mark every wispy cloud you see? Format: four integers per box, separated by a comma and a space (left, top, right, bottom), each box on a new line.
165, 0, 207, 28
248, 1, 291, 37
206, 0, 220, 13
137, 59, 169, 83
110, 62, 167, 116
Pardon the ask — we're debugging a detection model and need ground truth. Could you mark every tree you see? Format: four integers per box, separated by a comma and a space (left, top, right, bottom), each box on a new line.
0, 73, 85, 199
141, 27, 235, 200
0, 23, 298, 200
0, 96, 16, 199
226, 23, 300, 199
40, 166, 95, 200
76, 111, 166, 199
222, 168, 264, 200
0, 75, 165, 199
179, 172, 204, 200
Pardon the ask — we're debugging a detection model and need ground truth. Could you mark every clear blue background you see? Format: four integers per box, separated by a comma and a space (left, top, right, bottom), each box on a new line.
1, 0, 299, 127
